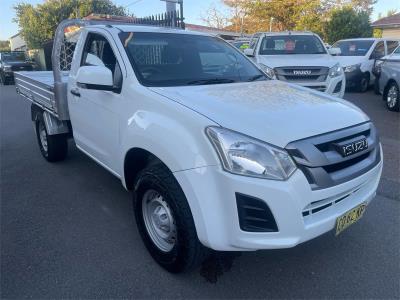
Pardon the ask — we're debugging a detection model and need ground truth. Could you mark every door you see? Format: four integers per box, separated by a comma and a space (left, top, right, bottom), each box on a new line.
68, 32, 123, 174
367, 41, 385, 81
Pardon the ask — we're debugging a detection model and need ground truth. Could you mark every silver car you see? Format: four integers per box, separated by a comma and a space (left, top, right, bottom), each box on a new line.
379, 46, 400, 111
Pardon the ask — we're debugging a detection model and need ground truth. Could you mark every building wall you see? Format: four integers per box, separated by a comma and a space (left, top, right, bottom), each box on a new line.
382, 28, 400, 39
9, 34, 27, 51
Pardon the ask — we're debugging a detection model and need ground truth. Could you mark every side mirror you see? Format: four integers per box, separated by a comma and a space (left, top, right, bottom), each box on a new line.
328, 47, 341, 56
76, 65, 114, 91
244, 48, 255, 57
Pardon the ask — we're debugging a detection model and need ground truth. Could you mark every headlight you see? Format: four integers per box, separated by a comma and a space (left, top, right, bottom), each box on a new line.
4, 65, 11, 71
206, 126, 297, 180
258, 63, 276, 79
344, 64, 360, 73
329, 63, 342, 78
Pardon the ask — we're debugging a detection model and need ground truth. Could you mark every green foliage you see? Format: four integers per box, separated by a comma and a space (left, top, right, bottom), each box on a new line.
0, 40, 11, 51
14, 0, 127, 49
324, 6, 372, 44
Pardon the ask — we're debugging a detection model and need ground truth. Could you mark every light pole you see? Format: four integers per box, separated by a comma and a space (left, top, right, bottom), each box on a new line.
269, 17, 274, 32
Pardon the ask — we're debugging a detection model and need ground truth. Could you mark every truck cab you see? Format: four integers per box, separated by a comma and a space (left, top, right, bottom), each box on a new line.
244, 31, 346, 98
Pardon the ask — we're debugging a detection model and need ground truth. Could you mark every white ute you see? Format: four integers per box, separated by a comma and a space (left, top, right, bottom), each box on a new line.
244, 31, 346, 98
14, 20, 382, 273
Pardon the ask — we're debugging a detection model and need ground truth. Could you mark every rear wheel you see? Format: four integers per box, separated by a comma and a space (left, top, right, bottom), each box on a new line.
133, 163, 208, 273
385, 82, 399, 112
35, 114, 68, 162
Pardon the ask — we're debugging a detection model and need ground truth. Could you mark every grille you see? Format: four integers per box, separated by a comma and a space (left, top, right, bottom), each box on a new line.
275, 66, 328, 83
286, 122, 380, 190
236, 193, 278, 232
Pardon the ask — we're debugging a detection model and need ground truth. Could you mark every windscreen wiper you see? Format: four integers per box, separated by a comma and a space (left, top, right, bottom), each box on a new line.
186, 78, 236, 85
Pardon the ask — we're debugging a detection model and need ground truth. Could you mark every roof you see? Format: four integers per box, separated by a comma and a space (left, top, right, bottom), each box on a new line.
336, 37, 399, 42
9, 32, 22, 39
185, 23, 244, 37
372, 13, 400, 28
255, 31, 316, 36
103, 24, 209, 36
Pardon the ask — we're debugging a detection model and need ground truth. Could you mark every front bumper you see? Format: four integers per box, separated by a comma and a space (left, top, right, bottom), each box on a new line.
285, 75, 346, 98
345, 68, 365, 88
174, 150, 382, 251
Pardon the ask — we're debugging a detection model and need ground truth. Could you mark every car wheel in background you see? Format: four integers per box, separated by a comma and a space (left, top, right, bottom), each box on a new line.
358, 73, 370, 93
133, 162, 209, 273
385, 81, 399, 112
35, 114, 68, 162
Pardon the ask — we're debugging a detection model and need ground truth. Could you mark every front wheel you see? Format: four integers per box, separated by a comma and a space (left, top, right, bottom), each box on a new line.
385, 82, 399, 112
358, 73, 370, 93
133, 163, 208, 273
35, 114, 68, 162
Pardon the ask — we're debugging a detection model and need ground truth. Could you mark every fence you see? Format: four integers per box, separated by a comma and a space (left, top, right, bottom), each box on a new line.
131, 10, 185, 29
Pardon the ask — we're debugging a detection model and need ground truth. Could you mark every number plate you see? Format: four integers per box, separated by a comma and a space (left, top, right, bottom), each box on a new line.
335, 203, 367, 236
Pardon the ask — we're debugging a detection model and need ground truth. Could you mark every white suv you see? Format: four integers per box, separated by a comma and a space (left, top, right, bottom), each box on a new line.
245, 31, 346, 98
333, 38, 399, 92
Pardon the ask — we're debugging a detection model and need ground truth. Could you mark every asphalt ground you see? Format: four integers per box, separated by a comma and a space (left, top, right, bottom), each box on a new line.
1, 84, 399, 298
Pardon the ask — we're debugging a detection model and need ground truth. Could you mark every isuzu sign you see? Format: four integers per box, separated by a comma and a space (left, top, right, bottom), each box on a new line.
293, 70, 312, 75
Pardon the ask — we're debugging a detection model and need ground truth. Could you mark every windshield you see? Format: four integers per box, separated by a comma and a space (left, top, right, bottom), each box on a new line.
333, 40, 374, 56
394, 46, 400, 54
119, 32, 266, 87
259, 35, 326, 55
1, 52, 26, 62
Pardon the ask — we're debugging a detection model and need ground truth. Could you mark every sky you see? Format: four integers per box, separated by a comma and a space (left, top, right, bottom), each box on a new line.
0, 0, 399, 40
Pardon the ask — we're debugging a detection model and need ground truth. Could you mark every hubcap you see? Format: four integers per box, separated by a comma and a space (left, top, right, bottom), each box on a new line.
38, 122, 48, 152
387, 85, 398, 108
142, 189, 177, 252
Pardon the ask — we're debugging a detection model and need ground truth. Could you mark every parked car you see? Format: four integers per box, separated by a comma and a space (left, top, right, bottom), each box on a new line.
0, 51, 38, 85
379, 45, 400, 111
332, 38, 399, 92
231, 39, 250, 51
244, 31, 346, 98
14, 20, 382, 273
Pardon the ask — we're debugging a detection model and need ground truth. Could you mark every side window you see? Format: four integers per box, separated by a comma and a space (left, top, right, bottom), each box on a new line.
372, 41, 385, 59
387, 41, 399, 54
81, 33, 122, 91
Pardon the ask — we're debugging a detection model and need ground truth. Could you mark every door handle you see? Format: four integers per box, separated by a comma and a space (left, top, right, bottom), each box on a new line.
70, 88, 80, 97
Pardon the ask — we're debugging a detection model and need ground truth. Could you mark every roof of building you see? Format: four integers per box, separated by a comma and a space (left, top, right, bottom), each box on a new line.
371, 13, 400, 28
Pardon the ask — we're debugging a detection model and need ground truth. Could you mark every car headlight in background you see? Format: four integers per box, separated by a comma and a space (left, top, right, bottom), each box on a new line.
4, 65, 12, 71
329, 63, 342, 77
258, 63, 276, 79
206, 126, 297, 180
344, 64, 360, 73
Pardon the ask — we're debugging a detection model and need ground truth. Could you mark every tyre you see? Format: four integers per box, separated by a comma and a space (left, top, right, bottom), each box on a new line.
35, 114, 68, 162
384, 81, 399, 112
357, 73, 370, 93
133, 163, 208, 273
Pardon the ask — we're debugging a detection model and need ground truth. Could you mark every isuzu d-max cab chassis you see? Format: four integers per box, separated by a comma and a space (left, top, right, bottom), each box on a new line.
14, 19, 382, 273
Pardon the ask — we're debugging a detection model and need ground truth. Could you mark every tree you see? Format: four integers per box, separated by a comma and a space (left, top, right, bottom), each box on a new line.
0, 40, 11, 51
324, 6, 372, 44
14, 0, 127, 49
200, 3, 229, 29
